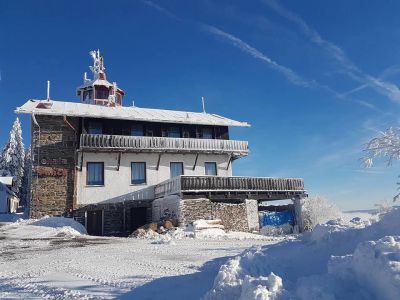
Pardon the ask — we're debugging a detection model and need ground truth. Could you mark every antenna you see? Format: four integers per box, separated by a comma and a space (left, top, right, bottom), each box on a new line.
46, 80, 50, 101
201, 96, 206, 113
132, 99, 135, 107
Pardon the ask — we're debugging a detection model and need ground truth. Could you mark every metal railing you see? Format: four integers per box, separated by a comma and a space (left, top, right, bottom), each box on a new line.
80, 134, 248, 156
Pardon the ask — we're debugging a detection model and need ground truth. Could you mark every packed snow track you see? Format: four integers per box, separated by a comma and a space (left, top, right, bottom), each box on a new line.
0, 219, 280, 299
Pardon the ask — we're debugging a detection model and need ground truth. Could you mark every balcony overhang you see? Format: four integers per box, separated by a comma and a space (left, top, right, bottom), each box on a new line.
155, 175, 306, 201
79, 134, 249, 158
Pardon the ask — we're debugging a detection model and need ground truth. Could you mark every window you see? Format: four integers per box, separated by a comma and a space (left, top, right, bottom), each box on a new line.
167, 127, 181, 138
170, 162, 184, 178
87, 162, 104, 185
83, 89, 93, 101
202, 128, 213, 139
88, 121, 102, 134
205, 162, 217, 176
131, 162, 146, 184
131, 124, 144, 136
95, 86, 109, 99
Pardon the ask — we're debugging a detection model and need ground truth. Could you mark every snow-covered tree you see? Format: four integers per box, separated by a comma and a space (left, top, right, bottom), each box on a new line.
363, 127, 400, 167
363, 127, 400, 201
0, 117, 25, 196
20, 146, 32, 208
301, 196, 343, 231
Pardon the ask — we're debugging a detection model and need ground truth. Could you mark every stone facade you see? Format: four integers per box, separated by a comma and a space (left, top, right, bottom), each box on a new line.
30, 115, 79, 218
179, 198, 259, 232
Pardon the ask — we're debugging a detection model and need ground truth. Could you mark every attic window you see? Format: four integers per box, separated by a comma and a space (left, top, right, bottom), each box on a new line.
36, 102, 53, 109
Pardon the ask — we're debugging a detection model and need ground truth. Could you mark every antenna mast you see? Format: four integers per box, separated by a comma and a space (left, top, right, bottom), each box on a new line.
46, 80, 51, 101
201, 96, 206, 113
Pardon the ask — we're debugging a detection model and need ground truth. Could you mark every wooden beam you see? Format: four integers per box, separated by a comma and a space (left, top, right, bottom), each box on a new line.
226, 154, 233, 170
192, 153, 199, 171
116, 152, 122, 171
78, 152, 84, 171
156, 153, 162, 170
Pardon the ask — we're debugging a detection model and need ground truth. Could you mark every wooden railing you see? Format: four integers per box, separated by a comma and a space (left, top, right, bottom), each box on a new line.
80, 134, 249, 156
155, 176, 304, 198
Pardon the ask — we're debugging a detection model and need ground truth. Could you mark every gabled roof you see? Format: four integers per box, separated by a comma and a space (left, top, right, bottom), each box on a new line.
16, 99, 251, 127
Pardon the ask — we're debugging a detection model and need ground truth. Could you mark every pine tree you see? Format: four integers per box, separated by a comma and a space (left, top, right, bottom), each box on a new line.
20, 146, 32, 207
0, 117, 25, 197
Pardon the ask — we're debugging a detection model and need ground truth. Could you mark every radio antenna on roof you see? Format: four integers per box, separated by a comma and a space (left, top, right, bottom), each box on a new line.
46, 80, 51, 101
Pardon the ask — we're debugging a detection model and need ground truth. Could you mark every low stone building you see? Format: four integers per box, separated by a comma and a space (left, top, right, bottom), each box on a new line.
16, 50, 307, 235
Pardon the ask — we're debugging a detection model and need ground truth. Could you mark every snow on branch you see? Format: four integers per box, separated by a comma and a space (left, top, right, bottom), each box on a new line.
363, 127, 400, 167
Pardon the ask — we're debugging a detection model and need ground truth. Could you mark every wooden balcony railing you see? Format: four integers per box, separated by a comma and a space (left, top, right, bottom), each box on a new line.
155, 175, 305, 198
80, 134, 249, 156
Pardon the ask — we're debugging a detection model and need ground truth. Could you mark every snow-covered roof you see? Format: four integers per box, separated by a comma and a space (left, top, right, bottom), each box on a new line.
0, 176, 14, 186
78, 78, 113, 89
16, 99, 251, 127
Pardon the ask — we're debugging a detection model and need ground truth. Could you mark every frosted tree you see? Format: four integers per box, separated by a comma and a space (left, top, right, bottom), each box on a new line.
0, 117, 25, 196
20, 146, 32, 207
301, 196, 343, 230
363, 127, 400, 201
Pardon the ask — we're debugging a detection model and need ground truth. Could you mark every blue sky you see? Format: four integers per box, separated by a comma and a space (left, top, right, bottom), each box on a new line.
1, 0, 400, 210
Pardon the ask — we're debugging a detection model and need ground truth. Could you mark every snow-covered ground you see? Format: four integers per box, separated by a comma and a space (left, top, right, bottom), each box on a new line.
0, 217, 284, 299
1, 209, 398, 300
205, 209, 400, 300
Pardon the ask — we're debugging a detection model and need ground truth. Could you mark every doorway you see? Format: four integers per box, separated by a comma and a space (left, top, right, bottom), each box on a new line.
86, 210, 103, 236
130, 207, 147, 231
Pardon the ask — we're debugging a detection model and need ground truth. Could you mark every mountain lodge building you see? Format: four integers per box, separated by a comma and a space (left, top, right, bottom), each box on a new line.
16, 50, 306, 235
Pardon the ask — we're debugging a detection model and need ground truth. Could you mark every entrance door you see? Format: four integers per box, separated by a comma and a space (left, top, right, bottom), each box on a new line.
87, 210, 103, 236
130, 207, 147, 231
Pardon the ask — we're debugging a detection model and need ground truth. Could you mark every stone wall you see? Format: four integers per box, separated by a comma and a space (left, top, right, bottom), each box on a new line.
30, 115, 79, 218
179, 198, 258, 232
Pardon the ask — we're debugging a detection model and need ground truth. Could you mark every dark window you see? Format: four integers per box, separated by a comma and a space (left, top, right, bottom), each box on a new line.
88, 121, 102, 134
167, 127, 181, 138
131, 124, 144, 136
131, 162, 146, 184
83, 89, 93, 101
87, 162, 104, 185
202, 128, 213, 139
205, 162, 217, 176
95, 87, 109, 99
170, 162, 184, 178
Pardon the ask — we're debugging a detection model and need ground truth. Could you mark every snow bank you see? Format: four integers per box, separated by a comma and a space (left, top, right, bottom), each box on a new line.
30, 216, 87, 235
205, 208, 400, 300
260, 224, 293, 236
1, 216, 87, 239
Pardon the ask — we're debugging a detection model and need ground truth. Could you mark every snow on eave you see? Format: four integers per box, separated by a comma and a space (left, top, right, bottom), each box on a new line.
15, 99, 251, 128
0, 176, 14, 186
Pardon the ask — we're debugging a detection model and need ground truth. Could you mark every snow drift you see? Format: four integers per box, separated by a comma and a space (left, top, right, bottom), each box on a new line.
1, 216, 87, 239
204, 208, 400, 300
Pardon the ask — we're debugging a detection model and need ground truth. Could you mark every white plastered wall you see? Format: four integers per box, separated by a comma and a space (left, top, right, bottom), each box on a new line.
76, 152, 233, 205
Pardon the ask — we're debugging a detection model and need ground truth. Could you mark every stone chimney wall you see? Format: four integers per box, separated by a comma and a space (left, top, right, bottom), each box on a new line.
30, 115, 79, 218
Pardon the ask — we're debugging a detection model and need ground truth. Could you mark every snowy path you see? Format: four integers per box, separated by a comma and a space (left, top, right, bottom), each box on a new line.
0, 223, 281, 299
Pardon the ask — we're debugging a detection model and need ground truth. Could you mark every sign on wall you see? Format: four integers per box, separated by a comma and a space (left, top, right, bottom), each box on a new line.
36, 166, 68, 177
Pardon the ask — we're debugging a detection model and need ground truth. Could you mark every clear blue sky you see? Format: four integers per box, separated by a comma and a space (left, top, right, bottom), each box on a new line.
1, 0, 400, 210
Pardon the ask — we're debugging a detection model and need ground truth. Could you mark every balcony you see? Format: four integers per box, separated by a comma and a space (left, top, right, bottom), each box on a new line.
155, 175, 305, 201
79, 134, 249, 157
